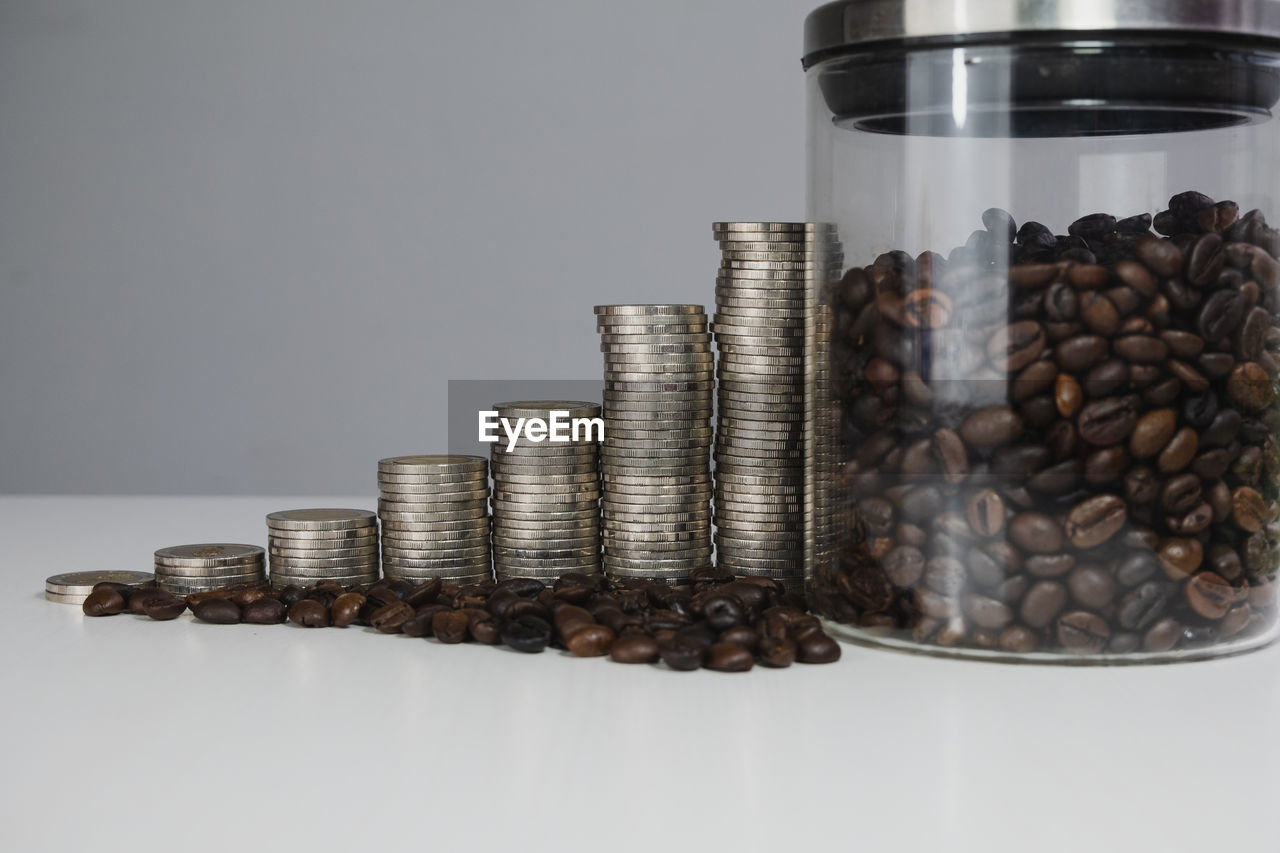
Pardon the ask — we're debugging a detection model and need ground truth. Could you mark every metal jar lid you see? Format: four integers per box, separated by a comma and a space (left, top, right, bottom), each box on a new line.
804, 0, 1280, 65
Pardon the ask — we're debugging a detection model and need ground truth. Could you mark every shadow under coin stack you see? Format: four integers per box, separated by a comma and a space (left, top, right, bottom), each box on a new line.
266, 509, 380, 588
153, 544, 266, 595
377, 456, 492, 584
596, 304, 714, 582
489, 401, 602, 584
712, 222, 842, 591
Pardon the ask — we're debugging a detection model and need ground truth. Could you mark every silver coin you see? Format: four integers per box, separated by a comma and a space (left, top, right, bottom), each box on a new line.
493, 399, 600, 416
600, 454, 710, 466
489, 459, 598, 473
602, 550, 710, 565
716, 297, 807, 312
493, 555, 602, 570
718, 269, 835, 282
601, 496, 711, 510
602, 510, 711, 524
597, 332, 711, 345
378, 507, 489, 522
603, 528, 709, 544
594, 304, 705, 316
595, 322, 708, 334
716, 403, 804, 419
715, 472, 804, 488
493, 543, 600, 558
490, 466, 599, 480
492, 532, 600, 548
601, 471, 712, 485
604, 365, 713, 378
493, 528, 599, 542
492, 479, 601, 495
266, 509, 378, 531
377, 494, 488, 510
714, 537, 803, 554
717, 391, 804, 405
376, 484, 490, 500
718, 414, 805, 432
717, 344, 806, 360
380, 555, 493, 571
383, 543, 489, 559
716, 426, 805, 442
269, 552, 381, 568
601, 389, 713, 403
269, 542, 379, 558
377, 472, 488, 488
717, 238, 833, 251
713, 456, 803, 471
153, 558, 265, 578
157, 571, 265, 593
385, 569, 493, 583
382, 540, 489, 555
717, 367, 804, 382
713, 507, 805, 523
377, 455, 488, 475
603, 379, 714, 392
604, 368, 716, 381
154, 544, 264, 566
713, 316, 807, 332
717, 378, 806, 394
262, 527, 380, 542
599, 340, 713, 355
602, 533, 710, 551
490, 470, 600, 484
379, 517, 489, 532
489, 505, 599, 520
46, 570, 155, 597
267, 564, 380, 581
712, 221, 836, 232
603, 357, 713, 370
46, 591, 97, 605
271, 572, 380, 587
605, 526, 711, 540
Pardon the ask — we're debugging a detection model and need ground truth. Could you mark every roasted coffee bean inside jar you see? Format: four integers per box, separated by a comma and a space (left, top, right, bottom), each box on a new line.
813, 193, 1280, 658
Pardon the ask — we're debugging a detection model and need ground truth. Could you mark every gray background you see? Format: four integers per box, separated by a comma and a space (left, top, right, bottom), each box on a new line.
0, 0, 813, 495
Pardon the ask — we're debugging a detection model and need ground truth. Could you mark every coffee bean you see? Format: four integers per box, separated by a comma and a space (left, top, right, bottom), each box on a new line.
962, 594, 1013, 629
82, 587, 126, 617
500, 615, 551, 653
988, 321, 1046, 372
1020, 581, 1067, 628
1078, 396, 1140, 446
757, 635, 798, 667
566, 624, 615, 657
1128, 409, 1176, 459
998, 625, 1038, 653
659, 634, 707, 671
468, 615, 502, 645
960, 406, 1024, 449
1008, 512, 1064, 553
965, 489, 1006, 536
1067, 564, 1116, 610
144, 591, 188, 617
1026, 553, 1075, 578
1143, 617, 1183, 652
1055, 373, 1083, 417
1231, 486, 1272, 532
1136, 234, 1184, 277
705, 641, 754, 672
883, 545, 925, 587
796, 632, 842, 663
1158, 538, 1204, 580
328, 592, 365, 628
609, 632, 658, 663
1056, 611, 1110, 653
1227, 361, 1274, 411
242, 597, 287, 625
1064, 494, 1127, 548
1184, 571, 1233, 620
428, 610, 468, 644
194, 598, 242, 625
370, 601, 414, 634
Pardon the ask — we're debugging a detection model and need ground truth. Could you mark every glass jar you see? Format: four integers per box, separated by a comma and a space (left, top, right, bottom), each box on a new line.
804, 0, 1280, 662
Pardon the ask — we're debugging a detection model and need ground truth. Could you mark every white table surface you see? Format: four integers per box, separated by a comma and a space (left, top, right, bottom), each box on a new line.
2, 495, 1277, 853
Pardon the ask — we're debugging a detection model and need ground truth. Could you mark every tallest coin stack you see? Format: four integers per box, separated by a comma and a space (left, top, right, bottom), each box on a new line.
712, 222, 843, 591
596, 305, 714, 582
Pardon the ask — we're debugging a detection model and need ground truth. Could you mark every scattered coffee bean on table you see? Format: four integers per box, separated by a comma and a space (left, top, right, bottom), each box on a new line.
78, 569, 841, 672
813, 191, 1280, 657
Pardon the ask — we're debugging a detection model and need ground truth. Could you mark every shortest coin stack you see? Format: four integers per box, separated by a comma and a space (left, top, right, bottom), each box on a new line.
377, 456, 492, 585
46, 570, 155, 604
154, 544, 266, 595
266, 509, 380, 588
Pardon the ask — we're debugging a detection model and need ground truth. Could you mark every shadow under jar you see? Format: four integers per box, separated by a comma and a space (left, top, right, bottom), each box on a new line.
803, 0, 1280, 662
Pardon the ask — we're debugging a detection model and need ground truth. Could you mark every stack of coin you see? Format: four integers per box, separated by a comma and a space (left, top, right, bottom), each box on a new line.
712, 222, 842, 590
377, 456, 492, 584
266, 509, 380, 588
153, 544, 266, 595
45, 570, 154, 604
490, 401, 601, 583
595, 304, 714, 582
